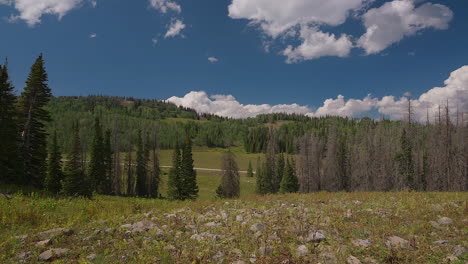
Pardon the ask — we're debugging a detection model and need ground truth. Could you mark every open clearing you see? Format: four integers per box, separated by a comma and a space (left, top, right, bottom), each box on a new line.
1, 192, 467, 263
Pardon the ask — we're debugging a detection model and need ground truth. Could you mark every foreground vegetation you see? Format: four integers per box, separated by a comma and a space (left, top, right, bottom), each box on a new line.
1, 192, 466, 263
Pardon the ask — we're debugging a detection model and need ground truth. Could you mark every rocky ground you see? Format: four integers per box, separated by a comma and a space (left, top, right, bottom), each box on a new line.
1, 192, 467, 263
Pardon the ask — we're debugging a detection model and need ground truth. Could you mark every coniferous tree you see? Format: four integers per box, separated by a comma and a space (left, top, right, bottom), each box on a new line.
19, 55, 52, 188
45, 131, 63, 194
181, 134, 198, 200
89, 117, 106, 193
0, 59, 22, 184
149, 131, 160, 198
135, 130, 148, 197
276, 153, 285, 189
247, 160, 254, 177
396, 129, 415, 190
217, 151, 240, 198
125, 145, 134, 196
280, 158, 299, 193
102, 129, 113, 195
62, 122, 91, 197
255, 158, 268, 195
167, 144, 181, 200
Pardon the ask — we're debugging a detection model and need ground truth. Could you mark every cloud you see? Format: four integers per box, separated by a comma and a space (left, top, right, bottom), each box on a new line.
151, 38, 158, 45
167, 66, 468, 122
208, 57, 218, 63
164, 19, 185, 38
358, 0, 453, 54
167, 91, 312, 118
89, 33, 97, 38
149, 0, 181, 14
228, 0, 454, 62
1, 0, 85, 26
90, 0, 96, 8
283, 26, 353, 63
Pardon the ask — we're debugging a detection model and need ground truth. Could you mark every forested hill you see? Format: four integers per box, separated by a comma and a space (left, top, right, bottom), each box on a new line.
46, 95, 359, 153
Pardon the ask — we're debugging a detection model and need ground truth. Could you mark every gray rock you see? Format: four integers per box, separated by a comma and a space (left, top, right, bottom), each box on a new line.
297, 245, 308, 257
347, 256, 362, 264
452, 245, 467, 257
231, 261, 246, 264
352, 239, 371, 248
17, 251, 32, 261
385, 236, 410, 249
433, 240, 449, 244
120, 220, 163, 235
205, 222, 219, 227
36, 228, 73, 240
231, 248, 242, 257
259, 246, 273, 257
35, 239, 52, 247
38, 248, 70, 261
438, 217, 453, 226
306, 230, 327, 243
250, 223, 265, 232
430, 221, 442, 230
236, 215, 244, 222
87, 254, 97, 260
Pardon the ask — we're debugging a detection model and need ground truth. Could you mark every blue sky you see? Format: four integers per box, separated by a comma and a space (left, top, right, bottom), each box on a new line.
0, 0, 467, 119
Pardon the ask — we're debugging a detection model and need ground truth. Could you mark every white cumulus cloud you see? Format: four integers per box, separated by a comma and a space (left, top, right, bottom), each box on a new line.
358, 0, 453, 54
164, 19, 185, 38
167, 66, 468, 122
208, 57, 218, 63
89, 33, 97, 38
1, 0, 87, 26
150, 0, 181, 14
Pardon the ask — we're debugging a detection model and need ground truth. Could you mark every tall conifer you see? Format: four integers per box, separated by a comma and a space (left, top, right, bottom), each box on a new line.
45, 131, 63, 194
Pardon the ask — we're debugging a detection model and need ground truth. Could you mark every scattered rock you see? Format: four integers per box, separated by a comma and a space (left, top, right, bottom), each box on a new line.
433, 240, 449, 244
297, 245, 308, 257
253, 231, 262, 239
352, 239, 371, 248
430, 221, 442, 230
250, 223, 265, 232
104, 228, 116, 233
205, 222, 219, 227
35, 239, 52, 247
231, 261, 246, 264
236, 215, 244, 222
87, 254, 97, 260
17, 251, 32, 261
445, 255, 458, 262
38, 248, 70, 261
438, 217, 453, 226
347, 255, 362, 264
385, 236, 410, 249
306, 230, 327, 243
120, 220, 163, 235
259, 246, 273, 257
452, 245, 467, 257
36, 228, 73, 240
231, 248, 242, 257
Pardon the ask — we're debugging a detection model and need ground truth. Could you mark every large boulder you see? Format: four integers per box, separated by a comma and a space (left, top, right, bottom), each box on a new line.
38, 248, 70, 261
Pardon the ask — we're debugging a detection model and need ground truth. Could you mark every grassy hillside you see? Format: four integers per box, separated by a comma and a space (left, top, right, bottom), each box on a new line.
1, 192, 466, 263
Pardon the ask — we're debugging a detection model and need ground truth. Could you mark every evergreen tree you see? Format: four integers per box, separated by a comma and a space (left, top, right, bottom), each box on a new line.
62, 122, 91, 197
280, 158, 299, 193
149, 132, 160, 198
0, 59, 22, 184
102, 129, 113, 194
45, 131, 63, 194
167, 143, 181, 200
135, 130, 148, 197
255, 158, 268, 195
125, 147, 134, 196
180, 135, 198, 200
396, 129, 415, 190
247, 160, 254, 177
19, 55, 52, 188
276, 153, 285, 190
89, 117, 106, 193
217, 151, 240, 198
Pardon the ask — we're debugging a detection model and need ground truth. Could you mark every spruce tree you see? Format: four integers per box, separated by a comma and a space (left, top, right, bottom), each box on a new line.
217, 151, 240, 198
135, 130, 148, 197
181, 135, 198, 200
247, 160, 254, 177
280, 158, 299, 193
396, 129, 415, 190
62, 122, 91, 197
255, 158, 268, 195
276, 153, 285, 191
102, 129, 113, 195
149, 132, 160, 198
45, 131, 63, 194
89, 117, 106, 193
167, 144, 181, 200
0, 59, 22, 184
19, 55, 52, 188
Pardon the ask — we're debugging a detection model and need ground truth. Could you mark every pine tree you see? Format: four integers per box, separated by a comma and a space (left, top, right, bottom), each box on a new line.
45, 131, 63, 194
247, 160, 254, 177
135, 130, 148, 197
167, 144, 181, 200
276, 153, 285, 190
0, 59, 22, 184
148, 131, 160, 198
396, 129, 415, 190
255, 158, 268, 195
217, 151, 240, 198
89, 117, 106, 193
19, 55, 52, 188
62, 122, 91, 197
280, 158, 299, 193
181, 135, 198, 200
102, 129, 113, 195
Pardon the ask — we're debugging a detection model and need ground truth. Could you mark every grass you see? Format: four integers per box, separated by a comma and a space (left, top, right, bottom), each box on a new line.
1, 192, 466, 263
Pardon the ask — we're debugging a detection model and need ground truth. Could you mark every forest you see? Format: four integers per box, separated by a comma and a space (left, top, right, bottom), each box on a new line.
0, 56, 467, 201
